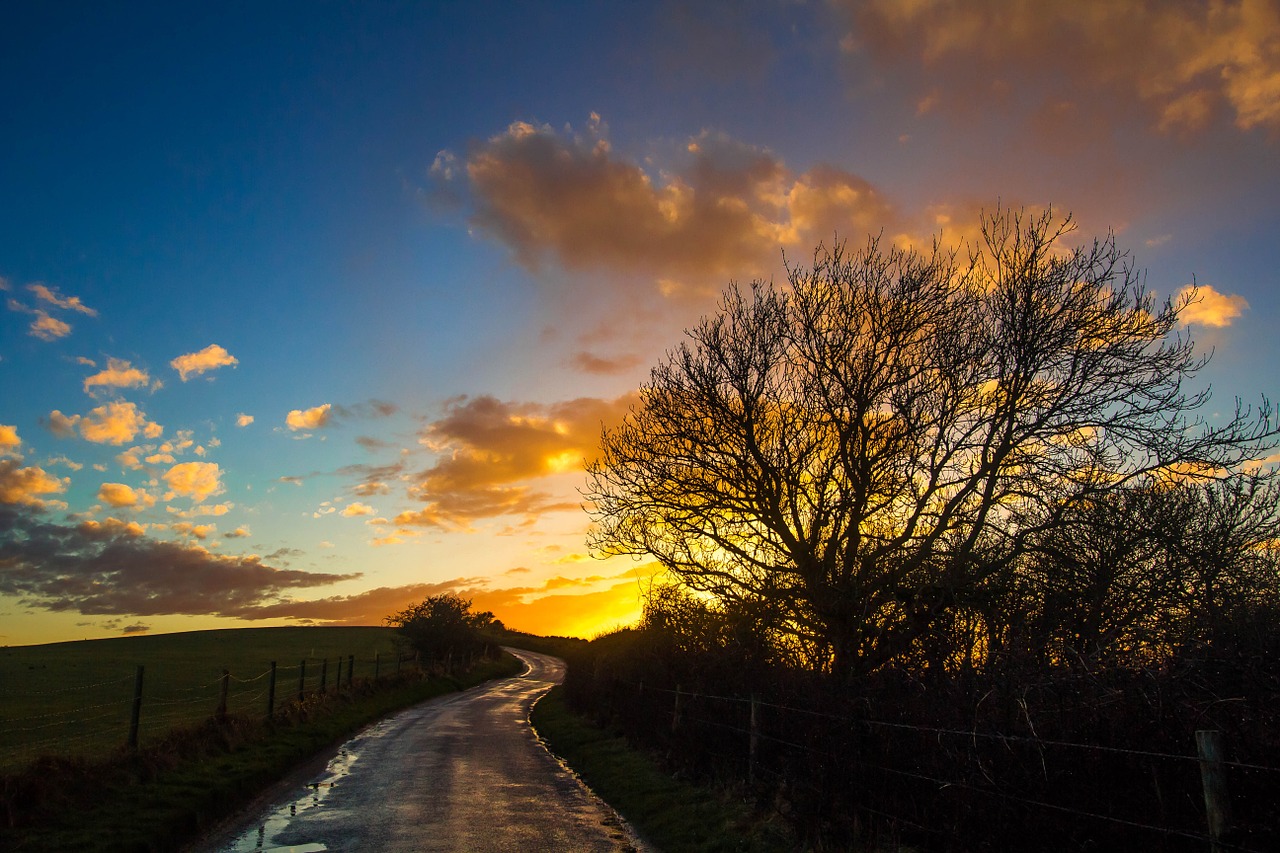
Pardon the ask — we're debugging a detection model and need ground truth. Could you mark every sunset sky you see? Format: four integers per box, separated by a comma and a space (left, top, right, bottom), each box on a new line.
2, 1, 1278, 646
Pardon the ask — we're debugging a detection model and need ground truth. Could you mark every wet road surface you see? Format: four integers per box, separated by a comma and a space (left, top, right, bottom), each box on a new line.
191, 649, 648, 852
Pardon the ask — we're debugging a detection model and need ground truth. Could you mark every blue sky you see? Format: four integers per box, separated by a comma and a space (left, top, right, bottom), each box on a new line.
3, 1, 1279, 645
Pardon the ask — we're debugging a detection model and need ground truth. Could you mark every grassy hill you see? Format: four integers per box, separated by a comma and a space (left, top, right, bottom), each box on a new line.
1, 625, 404, 770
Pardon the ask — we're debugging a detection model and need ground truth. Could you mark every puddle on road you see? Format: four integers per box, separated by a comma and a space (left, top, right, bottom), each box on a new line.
220, 745, 361, 852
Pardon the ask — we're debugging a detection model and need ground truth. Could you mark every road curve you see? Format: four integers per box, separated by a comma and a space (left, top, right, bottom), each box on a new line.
190, 649, 648, 853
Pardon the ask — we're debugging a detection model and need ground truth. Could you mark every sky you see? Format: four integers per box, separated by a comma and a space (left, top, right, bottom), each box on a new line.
2, 1, 1279, 647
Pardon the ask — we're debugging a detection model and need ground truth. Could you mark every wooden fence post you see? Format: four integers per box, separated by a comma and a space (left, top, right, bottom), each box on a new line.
267, 661, 277, 718
320, 658, 328, 693
749, 693, 760, 786
348, 654, 354, 686
1196, 730, 1232, 852
298, 659, 306, 702
375, 651, 380, 680
672, 685, 682, 733
336, 656, 343, 689
217, 669, 230, 719
127, 665, 144, 749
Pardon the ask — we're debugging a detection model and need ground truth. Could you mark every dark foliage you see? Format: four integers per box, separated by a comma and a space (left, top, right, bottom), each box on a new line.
564, 601, 1280, 851
385, 593, 500, 674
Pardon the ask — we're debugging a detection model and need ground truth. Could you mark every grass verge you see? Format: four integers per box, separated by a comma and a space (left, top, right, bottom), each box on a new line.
1, 654, 522, 852
531, 685, 798, 853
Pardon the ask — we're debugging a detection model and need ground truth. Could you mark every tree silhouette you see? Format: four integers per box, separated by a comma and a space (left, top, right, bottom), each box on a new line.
586, 207, 1278, 675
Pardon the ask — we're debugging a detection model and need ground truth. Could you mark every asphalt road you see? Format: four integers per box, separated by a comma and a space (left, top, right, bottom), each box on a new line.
191, 649, 648, 852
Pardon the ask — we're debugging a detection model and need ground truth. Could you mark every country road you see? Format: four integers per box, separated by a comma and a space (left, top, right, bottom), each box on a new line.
190, 649, 649, 852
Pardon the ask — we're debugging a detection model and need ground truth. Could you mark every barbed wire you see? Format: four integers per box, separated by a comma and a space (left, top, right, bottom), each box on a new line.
1, 674, 134, 697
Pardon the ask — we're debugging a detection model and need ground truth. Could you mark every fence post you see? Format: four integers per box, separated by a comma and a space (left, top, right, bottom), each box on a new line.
749, 693, 760, 786
217, 669, 230, 719
336, 656, 343, 689
267, 661, 277, 718
298, 659, 306, 702
396, 651, 402, 674
1196, 730, 1232, 852
375, 651, 381, 680
672, 685, 682, 733
127, 665, 144, 749
320, 658, 328, 693
348, 654, 354, 686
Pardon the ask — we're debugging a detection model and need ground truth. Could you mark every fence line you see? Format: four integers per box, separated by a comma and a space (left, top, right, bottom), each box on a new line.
0, 649, 426, 771
609, 676, 1277, 849
628, 679, 1280, 775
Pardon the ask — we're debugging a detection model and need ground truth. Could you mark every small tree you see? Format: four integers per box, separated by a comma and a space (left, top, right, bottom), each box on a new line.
586, 207, 1278, 676
386, 594, 495, 673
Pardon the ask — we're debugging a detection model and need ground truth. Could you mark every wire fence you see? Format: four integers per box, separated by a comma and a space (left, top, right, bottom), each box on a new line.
576, 674, 1280, 852
0, 650, 422, 772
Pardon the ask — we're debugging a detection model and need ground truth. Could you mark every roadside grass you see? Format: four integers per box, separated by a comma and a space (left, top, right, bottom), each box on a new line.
531, 685, 799, 853
1, 626, 407, 770
1, 652, 521, 852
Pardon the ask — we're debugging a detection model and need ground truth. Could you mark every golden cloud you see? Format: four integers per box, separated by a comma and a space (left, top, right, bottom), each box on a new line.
401, 394, 636, 530
1178, 283, 1249, 327
97, 482, 156, 509
341, 502, 375, 517
0, 424, 19, 457
50, 401, 163, 446
236, 413, 254, 427
162, 461, 224, 503
30, 310, 71, 341
450, 118, 894, 290
28, 283, 97, 316
83, 358, 151, 395
843, 0, 1280, 133
0, 460, 68, 507
170, 521, 216, 540
171, 344, 238, 381
286, 403, 332, 431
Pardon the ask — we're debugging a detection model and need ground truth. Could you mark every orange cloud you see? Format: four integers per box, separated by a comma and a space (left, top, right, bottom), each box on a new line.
1179, 284, 1249, 327
286, 403, 332, 431
843, 0, 1280, 134
50, 401, 163, 446
447, 117, 894, 291
236, 413, 254, 427
29, 310, 71, 341
28, 283, 97, 315
0, 460, 68, 507
171, 344, 238, 381
341, 502, 375, 517
401, 394, 636, 530
162, 461, 224, 503
170, 521, 216, 540
0, 424, 20, 457
83, 358, 152, 395
97, 482, 156, 509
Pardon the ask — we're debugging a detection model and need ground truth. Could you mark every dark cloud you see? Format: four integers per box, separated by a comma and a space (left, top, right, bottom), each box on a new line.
440, 117, 895, 291
0, 506, 358, 618
568, 350, 644, 376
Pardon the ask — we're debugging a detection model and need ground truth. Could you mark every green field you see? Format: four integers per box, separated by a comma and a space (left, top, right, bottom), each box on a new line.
0, 626, 406, 770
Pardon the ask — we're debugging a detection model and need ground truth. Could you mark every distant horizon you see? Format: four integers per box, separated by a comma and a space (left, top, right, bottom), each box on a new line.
3, 2, 1277, 647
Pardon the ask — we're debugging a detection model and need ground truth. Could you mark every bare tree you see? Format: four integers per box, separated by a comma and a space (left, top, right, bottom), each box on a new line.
586, 207, 1278, 676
